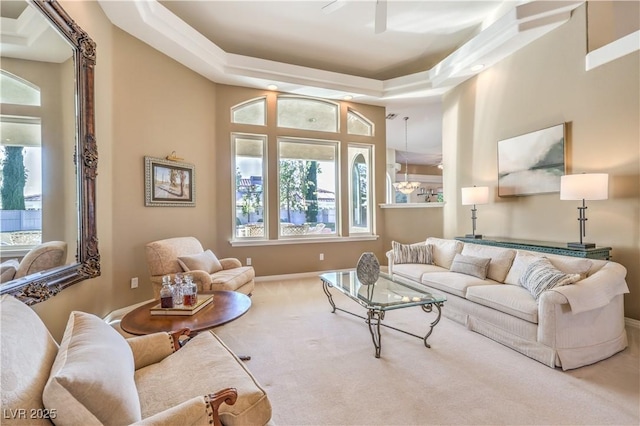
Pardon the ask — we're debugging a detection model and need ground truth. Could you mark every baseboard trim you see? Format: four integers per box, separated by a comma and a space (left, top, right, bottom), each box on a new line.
625, 317, 640, 330
255, 266, 390, 283
255, 269, 351, 282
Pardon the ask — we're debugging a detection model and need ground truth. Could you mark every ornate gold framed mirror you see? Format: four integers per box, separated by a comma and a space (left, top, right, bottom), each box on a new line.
0, 0, 99, 304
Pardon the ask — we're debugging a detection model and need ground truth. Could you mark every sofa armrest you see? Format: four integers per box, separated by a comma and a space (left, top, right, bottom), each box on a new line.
548, 262, 629, 314
386, 250, 394, 275
127, 332, 176, 369
220, 258, 242, 269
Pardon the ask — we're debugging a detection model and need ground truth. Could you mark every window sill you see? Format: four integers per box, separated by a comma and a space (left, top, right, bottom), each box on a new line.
379, 202, 445, 209
229, 235, 379, 247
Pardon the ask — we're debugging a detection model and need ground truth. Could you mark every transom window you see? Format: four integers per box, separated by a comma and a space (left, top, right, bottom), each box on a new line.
277, 97, 338, 132
347, 109, 374, 136
231, 97, 266, 126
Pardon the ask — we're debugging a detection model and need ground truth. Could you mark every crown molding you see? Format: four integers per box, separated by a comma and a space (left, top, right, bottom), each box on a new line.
98, 0, 583, 104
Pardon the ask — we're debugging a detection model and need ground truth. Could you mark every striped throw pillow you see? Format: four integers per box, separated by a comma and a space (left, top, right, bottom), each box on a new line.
392, 241, 433, 264
519, 257, 581, 299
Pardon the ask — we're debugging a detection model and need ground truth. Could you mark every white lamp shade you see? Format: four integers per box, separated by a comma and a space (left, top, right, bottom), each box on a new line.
461, 186, 489, 205
560, 173, 608, 200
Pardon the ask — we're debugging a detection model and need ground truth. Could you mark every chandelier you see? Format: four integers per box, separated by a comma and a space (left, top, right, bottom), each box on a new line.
393, 117, 420, 195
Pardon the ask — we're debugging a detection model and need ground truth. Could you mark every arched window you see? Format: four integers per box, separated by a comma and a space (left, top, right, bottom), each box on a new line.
347, 109, 373, 136
0, 70, 40, 106
349, 145, 372, 234
231, 97, 266, 126
277, 96, 338, 132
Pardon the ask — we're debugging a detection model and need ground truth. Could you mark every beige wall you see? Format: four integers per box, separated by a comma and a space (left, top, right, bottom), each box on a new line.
587, 0, 639, 52
442, 4, 640, 320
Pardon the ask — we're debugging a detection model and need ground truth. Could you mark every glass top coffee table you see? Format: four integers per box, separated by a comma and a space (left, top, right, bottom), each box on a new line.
319, 271, 446, 358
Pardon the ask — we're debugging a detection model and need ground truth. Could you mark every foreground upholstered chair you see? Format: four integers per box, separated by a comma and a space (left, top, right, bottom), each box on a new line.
0, 294, 272, 425
0, 241, 67, 283
145, 237, 255, 299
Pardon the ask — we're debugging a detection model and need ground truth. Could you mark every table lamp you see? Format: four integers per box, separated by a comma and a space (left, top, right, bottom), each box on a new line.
461, 186, 489, 239
560, 173, 608, 249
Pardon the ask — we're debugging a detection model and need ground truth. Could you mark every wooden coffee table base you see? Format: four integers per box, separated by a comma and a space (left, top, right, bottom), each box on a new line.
120, 290, 251, 336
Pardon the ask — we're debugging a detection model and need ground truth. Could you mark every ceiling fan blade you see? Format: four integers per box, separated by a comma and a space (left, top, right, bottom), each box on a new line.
375, 0, 387, 34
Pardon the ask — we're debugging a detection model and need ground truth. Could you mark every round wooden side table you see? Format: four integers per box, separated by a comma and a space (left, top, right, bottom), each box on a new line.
120, 290, 251, 336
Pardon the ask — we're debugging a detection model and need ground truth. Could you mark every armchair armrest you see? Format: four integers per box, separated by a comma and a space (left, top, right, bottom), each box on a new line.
127, 330, 189, 370
220, 258, 242, 269
131, 389, 237, 426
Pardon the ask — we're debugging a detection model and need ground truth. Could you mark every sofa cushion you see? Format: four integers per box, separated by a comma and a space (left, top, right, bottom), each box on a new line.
135, 330, 272, 426
393, 263, 447, 282
519, 258, 581, 299
426, 237, 464, 269
392, 241, 433, 264
504, 251, 543, 285
450, 253, 491, 279
461, 243, 516, 283
1, 295, 59, 425
466, 285, 539, 323
421, 271, 493, 298
43, 311, 141, 425
210, 266, 255, 291
547, 256, 592, 279
178, 249, 223, 274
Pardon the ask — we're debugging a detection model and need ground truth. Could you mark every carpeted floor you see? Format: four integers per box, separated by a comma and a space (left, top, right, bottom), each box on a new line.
214, 277, 640, 426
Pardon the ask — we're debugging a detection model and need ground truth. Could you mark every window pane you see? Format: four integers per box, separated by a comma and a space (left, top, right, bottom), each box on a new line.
347, 110, 373, 136
278, 139, 337, 237
0, 145, 42, 245
0, 71, 40, 106
232, 98, 266, 126
277, 97, 338, 132
349, 145, 373, 234
234, 135, 266, 238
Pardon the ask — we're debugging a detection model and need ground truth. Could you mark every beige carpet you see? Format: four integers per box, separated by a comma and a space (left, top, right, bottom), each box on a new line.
214, 277, 640, 426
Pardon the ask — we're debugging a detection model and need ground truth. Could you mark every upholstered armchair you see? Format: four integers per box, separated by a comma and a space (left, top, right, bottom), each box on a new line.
0, 241, 67, 283
145, 237, 255, 299
1, 294, 272, 426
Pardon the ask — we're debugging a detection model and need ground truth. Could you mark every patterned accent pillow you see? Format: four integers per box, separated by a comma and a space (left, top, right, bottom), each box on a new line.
177, 249, 223, 274
392, 241, 433, 264
449, 253, 491, 279
519, 257, 581, 299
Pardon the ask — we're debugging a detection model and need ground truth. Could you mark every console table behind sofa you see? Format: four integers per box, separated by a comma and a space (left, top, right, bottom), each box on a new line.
454, 237, 611, 260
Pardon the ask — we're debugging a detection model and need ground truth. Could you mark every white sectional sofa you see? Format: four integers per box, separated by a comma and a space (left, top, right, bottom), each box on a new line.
387, 237, 629, 370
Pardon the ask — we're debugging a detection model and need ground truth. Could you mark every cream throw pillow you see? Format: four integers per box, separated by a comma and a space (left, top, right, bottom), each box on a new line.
392, 241, 433, 264
519, 258, 581, 299
425, 237, 464, 269
449, 253, 491, 279
43, 311, 141, 425
178, 249, 223, 274
461, 243, 516, 283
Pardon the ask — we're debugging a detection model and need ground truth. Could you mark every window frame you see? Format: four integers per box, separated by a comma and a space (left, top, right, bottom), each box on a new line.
231, 132, 268, 240
277, 136, 340, 239
348, 143, 374, 235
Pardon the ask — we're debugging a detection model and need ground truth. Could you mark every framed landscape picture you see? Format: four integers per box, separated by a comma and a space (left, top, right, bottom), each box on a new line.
144, 156, 195, 207
497, 123, 566, 197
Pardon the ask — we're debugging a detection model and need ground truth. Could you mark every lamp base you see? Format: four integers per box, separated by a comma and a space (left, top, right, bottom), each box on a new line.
465, 234, 483, 239
567, 242, 596, 249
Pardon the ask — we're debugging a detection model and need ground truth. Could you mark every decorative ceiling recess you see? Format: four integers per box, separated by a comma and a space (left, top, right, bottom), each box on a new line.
98, 0, 582, 105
